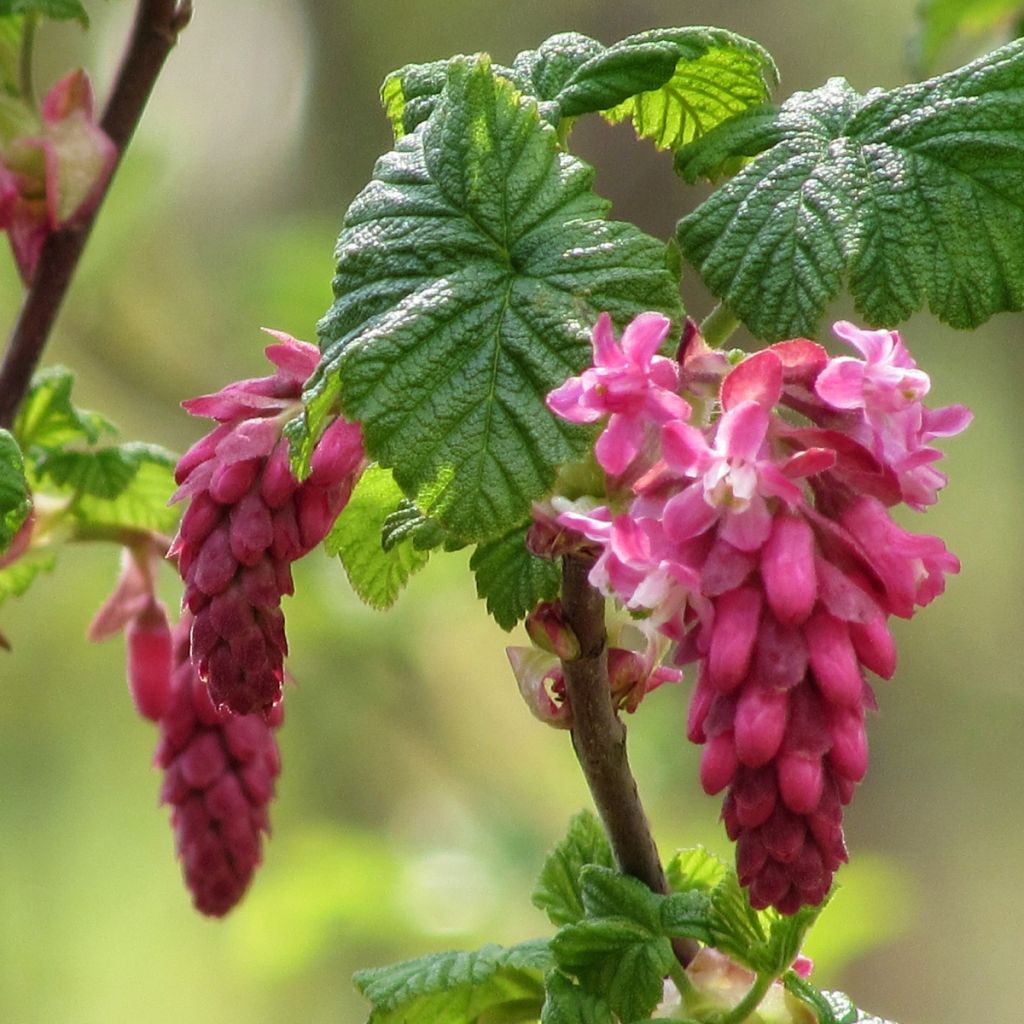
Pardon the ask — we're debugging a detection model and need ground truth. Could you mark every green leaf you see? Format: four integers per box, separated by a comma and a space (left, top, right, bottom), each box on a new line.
532, 810, 614, 927
551, 915, 673, 1023
310, 55, 681, 542
594, 28, 778, 150
0, 1, 88, 26
354, 940, 552, 1024
783, 975, 900, 1024
0, 429, 30, 552
541, 971, 615, 1024
69, 450, 179, 534
912, 0, 1024, 73
14, 366, 115, 452
665, 847, 727, 895
677, 40, 1024, 340
0, 15, 24, 99
470, 525, 560, 630
34, 442, 174, 501
0, 548, 55, 607
324, 464, 431, 610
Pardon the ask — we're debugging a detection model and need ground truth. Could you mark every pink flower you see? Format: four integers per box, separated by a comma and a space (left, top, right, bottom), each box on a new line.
171, 331, 365, 715
156, 612, 283, 917
546, 312, 690, 475
0, 70, 116, 283
815, 322, 972, 508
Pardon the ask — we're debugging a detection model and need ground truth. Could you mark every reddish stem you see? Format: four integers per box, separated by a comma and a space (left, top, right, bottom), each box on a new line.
0, 0, 193, 429
559, 552, 698, 965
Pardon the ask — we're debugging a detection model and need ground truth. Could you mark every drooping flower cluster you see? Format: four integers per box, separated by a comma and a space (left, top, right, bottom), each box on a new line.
170, 331, 365, 715
156, 611, 283, 916
543, 312, 969, 913
0, 69, 116, 283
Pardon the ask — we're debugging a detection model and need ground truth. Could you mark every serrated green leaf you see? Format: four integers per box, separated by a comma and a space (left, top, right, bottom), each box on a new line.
309, 56, 681, 542
532, 810, 614, 928
470, 525, 560, 630
381, 58, 456, 139
594, 28, 778, 150
380, 498, 448, 552
0, 0, 87, 26
912, 0, 1023, 73
0, 429, 30, 551
678, 40, 1024, 340
665, 847, 728, 895
541, 971, 615, 1024
783, 975, 899, 1024
324, 464, 430, 610
578, 867, 663, 931
69, 451, 178, 534
659, 891, 713, 944
354, 940, 551, 1024
34, 442, 173, 502
0, 547, 54, 607
14, 366, 115, 452
551, 917, 673, 1023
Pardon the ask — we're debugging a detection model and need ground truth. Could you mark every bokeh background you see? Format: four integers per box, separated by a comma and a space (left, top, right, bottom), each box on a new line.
1, 2, 1021, 1022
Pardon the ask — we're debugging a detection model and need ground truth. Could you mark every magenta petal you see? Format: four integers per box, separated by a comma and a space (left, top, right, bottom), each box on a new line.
595, 414, 644, 474
831, 321, 895, 363
260, 331, 320, 380
619, 311, 671, 366
782, 447, 835, 479
708, 586, 762, 691
923, 403, 973, 438
663, 485, 718, 542
591, 313, 624, 367
721, 495, 772, 552
734, 686, 789, 767
717, 401, 769, 462
805, 611, 863, 708
815, 358, 867, 410
215, 418, 280, 464
761, 513, 816, 625
661, 420, 710, 473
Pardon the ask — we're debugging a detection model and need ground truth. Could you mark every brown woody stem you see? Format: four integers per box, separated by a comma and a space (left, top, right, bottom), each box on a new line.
0, 0, 193, 429
559, 552, 699, 965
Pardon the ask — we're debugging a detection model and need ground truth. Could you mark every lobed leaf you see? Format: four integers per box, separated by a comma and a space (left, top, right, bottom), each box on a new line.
470, 525, 560, 629
677, 40, 1024, 340
15, 366, 115, 452
354, 940, 552, 1024
325, 465, 430, 610
594, 27, 779, 150
68, 450, 179, 534
532, 810, 614, 928
0, 429, 30, 552
540, 971, 615, 1024
784, 974, 901, 1024
0, 548, 55, 608
309, 56, 681, 542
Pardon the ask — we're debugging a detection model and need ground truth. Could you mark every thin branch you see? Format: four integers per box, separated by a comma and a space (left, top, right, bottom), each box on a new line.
560, 552, 699, 965
699, 302, 741, 350
0, 0, 193, 429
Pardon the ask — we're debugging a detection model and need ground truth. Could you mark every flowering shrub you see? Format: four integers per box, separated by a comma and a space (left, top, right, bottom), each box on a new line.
0, 4, 1018, 1023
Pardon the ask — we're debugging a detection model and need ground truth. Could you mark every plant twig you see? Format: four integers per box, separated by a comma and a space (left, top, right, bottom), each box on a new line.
699, 302, 741, 350
560, 552, 699, 965
0, 0, 193, 429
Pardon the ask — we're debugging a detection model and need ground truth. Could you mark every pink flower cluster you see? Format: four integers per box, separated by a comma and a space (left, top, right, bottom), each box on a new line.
170, 331, 365, 715
0, 70, 116, 283
545, 313, 969, 913
156, 612, 283, 917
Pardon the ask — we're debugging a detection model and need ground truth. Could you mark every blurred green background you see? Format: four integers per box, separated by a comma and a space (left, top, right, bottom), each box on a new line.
1, 2, 1022, 1022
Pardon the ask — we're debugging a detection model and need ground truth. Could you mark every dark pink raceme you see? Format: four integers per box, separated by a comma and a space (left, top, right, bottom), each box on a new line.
546, 314, 969, 912
170, 331, 365, 715
155, 612, 283, 917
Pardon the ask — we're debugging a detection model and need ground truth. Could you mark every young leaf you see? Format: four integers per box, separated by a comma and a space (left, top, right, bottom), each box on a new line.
309, 55, 681, 542
470, 525, 560, 630
666, 847, 821, 976
68, 450, 179, 534
34, 443, 174, 501
912, 0, 1024, 73
0, 548, 55, 607
783, 974, 900, 1024
14, 366, 115, 452
541, 970, 615, 1024
592, 28, 778, 150
380, 498, 448, 552
0, 1, 88, 26
677, 40, 1024, 340
353, 940, 552, 1024
0, 429, 30, 551
532, 810, 614, 927
324, 464, 430, 610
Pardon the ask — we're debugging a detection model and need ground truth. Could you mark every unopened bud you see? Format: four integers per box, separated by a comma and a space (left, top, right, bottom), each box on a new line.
506, 646, 571, 729
525, 601, 580, 661
126, 600, 173, 722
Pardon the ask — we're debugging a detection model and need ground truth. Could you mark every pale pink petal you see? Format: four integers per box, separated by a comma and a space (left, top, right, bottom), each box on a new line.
591, 313, 624, 367
619, 311, 671, 366
717, 401, 769, 462
814, 357, 867, 410
720, 495, 773, 551
661, 420, 711, 474
662, 484, 719, 542
596, 413, 644, 474
721, 350, 783, 411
